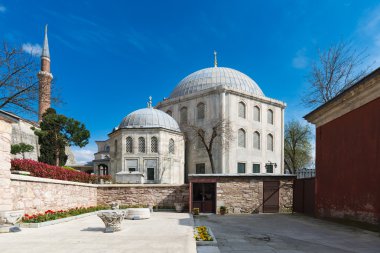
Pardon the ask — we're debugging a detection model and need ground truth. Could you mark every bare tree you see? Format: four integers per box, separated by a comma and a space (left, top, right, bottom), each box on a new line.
303, 41, 370, 107
0, 42, 41, 114
284, 120, 312, 174
184, 119, 233, 174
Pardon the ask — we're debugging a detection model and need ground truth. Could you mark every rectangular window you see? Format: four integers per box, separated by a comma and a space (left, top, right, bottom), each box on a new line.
237, 163, 246, 173
266, 164, 273, 173
253, 163, 260, 173
147, 167, 155, 180
196, 163, 205, 174
129, 168, 136, 172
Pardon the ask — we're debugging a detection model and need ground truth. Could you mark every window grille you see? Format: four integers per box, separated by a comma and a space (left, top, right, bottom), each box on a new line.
169, 138, 175, 154
151, 137, 158, 153
138, 137, 145, 153
126, 137, 133, 153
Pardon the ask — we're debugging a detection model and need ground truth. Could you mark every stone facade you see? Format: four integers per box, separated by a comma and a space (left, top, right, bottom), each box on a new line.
0, 119, 13, 212
189, 175, 294, 214
157, 84, 286, 175
97, 184, 189, 208
216, 177, 293, 213
10, 175, 97, 214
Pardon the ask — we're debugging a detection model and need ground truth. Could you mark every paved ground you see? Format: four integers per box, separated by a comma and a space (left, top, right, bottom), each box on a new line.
0, 212, 196, 253
194, 214, 380, 253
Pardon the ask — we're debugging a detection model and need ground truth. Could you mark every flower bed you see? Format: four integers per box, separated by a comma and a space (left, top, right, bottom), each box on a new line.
194, 226, 214, 241
11, 159, 111, 183
22, 206, 108, 223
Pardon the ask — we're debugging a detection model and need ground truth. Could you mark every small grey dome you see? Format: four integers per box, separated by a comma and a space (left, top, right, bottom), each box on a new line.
119, 108, 180, 132
170, 67, 264, 98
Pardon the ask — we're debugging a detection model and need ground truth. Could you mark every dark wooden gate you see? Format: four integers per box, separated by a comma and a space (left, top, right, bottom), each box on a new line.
293, 178, 315, 216
263, 181, 280, 213
192, 183, 216, 213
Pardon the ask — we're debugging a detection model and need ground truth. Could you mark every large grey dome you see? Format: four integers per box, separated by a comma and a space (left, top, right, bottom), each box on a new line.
119, 108, 180, 132
170, 67, 264, 98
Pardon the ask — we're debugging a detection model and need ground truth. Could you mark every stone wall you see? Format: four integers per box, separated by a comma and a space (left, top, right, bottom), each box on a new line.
10, 175, 97, 214
217, 178, 263, 213
190, 175, 295, 214
97, 184, 189, 208
0, 119, 13, 212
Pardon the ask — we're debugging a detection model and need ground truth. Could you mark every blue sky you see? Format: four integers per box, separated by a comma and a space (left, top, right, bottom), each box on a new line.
1, 0, 379, 163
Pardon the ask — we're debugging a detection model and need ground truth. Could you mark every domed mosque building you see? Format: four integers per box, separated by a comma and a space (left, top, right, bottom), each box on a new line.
156, 52, 286, 177
94, 53, 286, 184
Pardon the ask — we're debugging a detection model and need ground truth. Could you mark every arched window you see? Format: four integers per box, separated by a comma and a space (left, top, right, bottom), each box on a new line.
114, 140, 118, 155
253, 131, 260, 150
98, 164, 109, 175
238, 128, 246, 148
267, 134, 274, 151
105, 145, 110, 152
197, 103, 205, 120
166, 110, 172, 117
238, 102, 246, 118
169, 138, 175, 154
267, 109, 274, 124
151, 137, 158, 153
126, 137, 133, 153
180, 107, 187, 124
253, 106, 260, 122
138, 137, 145, 153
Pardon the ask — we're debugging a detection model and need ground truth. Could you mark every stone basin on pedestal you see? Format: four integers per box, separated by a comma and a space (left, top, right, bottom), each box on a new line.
97, 210, 124, 233
0, 210, 24, 233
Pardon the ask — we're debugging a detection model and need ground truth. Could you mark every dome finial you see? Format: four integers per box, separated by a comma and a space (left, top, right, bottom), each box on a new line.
214, 50, 218, 67
147, 96, 152, 108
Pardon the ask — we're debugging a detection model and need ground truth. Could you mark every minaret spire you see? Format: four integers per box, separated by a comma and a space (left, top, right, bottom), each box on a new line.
38, 24, 53, 122
41, 24, 50, 60
214, 50, 218, 67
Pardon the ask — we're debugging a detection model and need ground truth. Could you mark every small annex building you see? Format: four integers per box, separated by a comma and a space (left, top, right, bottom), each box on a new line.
93, 99, 185, 184
305, 67, 380, 226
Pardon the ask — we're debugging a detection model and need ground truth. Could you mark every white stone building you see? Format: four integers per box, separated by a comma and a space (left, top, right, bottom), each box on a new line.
156, 64, 286, 176
94, 59, 286, 184
94, 102, 185, 184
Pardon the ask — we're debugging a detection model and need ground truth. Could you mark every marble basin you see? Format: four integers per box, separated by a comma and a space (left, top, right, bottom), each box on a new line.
124, 208, 150, 220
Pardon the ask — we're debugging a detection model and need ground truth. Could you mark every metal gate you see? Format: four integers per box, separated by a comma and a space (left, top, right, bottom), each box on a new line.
263, 181, 280, 213
293, 178, 315, 216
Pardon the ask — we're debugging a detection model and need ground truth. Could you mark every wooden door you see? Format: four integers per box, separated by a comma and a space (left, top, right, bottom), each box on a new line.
263, 181, 280, 213
192, 183, 216, 213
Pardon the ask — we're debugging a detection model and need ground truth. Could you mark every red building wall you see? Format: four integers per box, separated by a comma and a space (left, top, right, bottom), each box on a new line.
315, 97, 380, 225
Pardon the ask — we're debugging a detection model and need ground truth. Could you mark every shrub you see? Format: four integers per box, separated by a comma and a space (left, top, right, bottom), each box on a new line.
11, 159, 111, 183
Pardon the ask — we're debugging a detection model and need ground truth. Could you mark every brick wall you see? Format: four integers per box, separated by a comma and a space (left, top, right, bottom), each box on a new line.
97, 184, 189, 208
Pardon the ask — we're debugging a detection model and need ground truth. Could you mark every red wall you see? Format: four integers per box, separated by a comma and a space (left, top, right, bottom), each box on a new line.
315, 97, 380, 225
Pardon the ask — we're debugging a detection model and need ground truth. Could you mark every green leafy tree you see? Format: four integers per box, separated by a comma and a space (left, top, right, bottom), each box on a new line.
10, 143, 34, 158
284, 120, 312, 174
34, 108, 90, 166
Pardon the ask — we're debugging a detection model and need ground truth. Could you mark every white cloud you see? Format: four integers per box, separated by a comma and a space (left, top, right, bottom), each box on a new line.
356, 4, 380, 66
71, 149, 95, 165
292, 48, 309, 69
22, 43, 42, 56
0, 4, 6, 13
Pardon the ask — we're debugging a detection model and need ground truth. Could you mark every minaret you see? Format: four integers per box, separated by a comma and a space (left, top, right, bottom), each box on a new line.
38, 24, 53, 122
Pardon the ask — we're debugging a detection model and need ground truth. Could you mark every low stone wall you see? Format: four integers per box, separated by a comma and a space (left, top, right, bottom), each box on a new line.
190, 175, 294, 214
10, 174, 97, 214
97, 184, 189, 208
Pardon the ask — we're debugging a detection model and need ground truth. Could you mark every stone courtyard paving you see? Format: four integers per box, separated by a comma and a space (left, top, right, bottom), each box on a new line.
0, 212, 196, 253
195, 213, 380, 253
